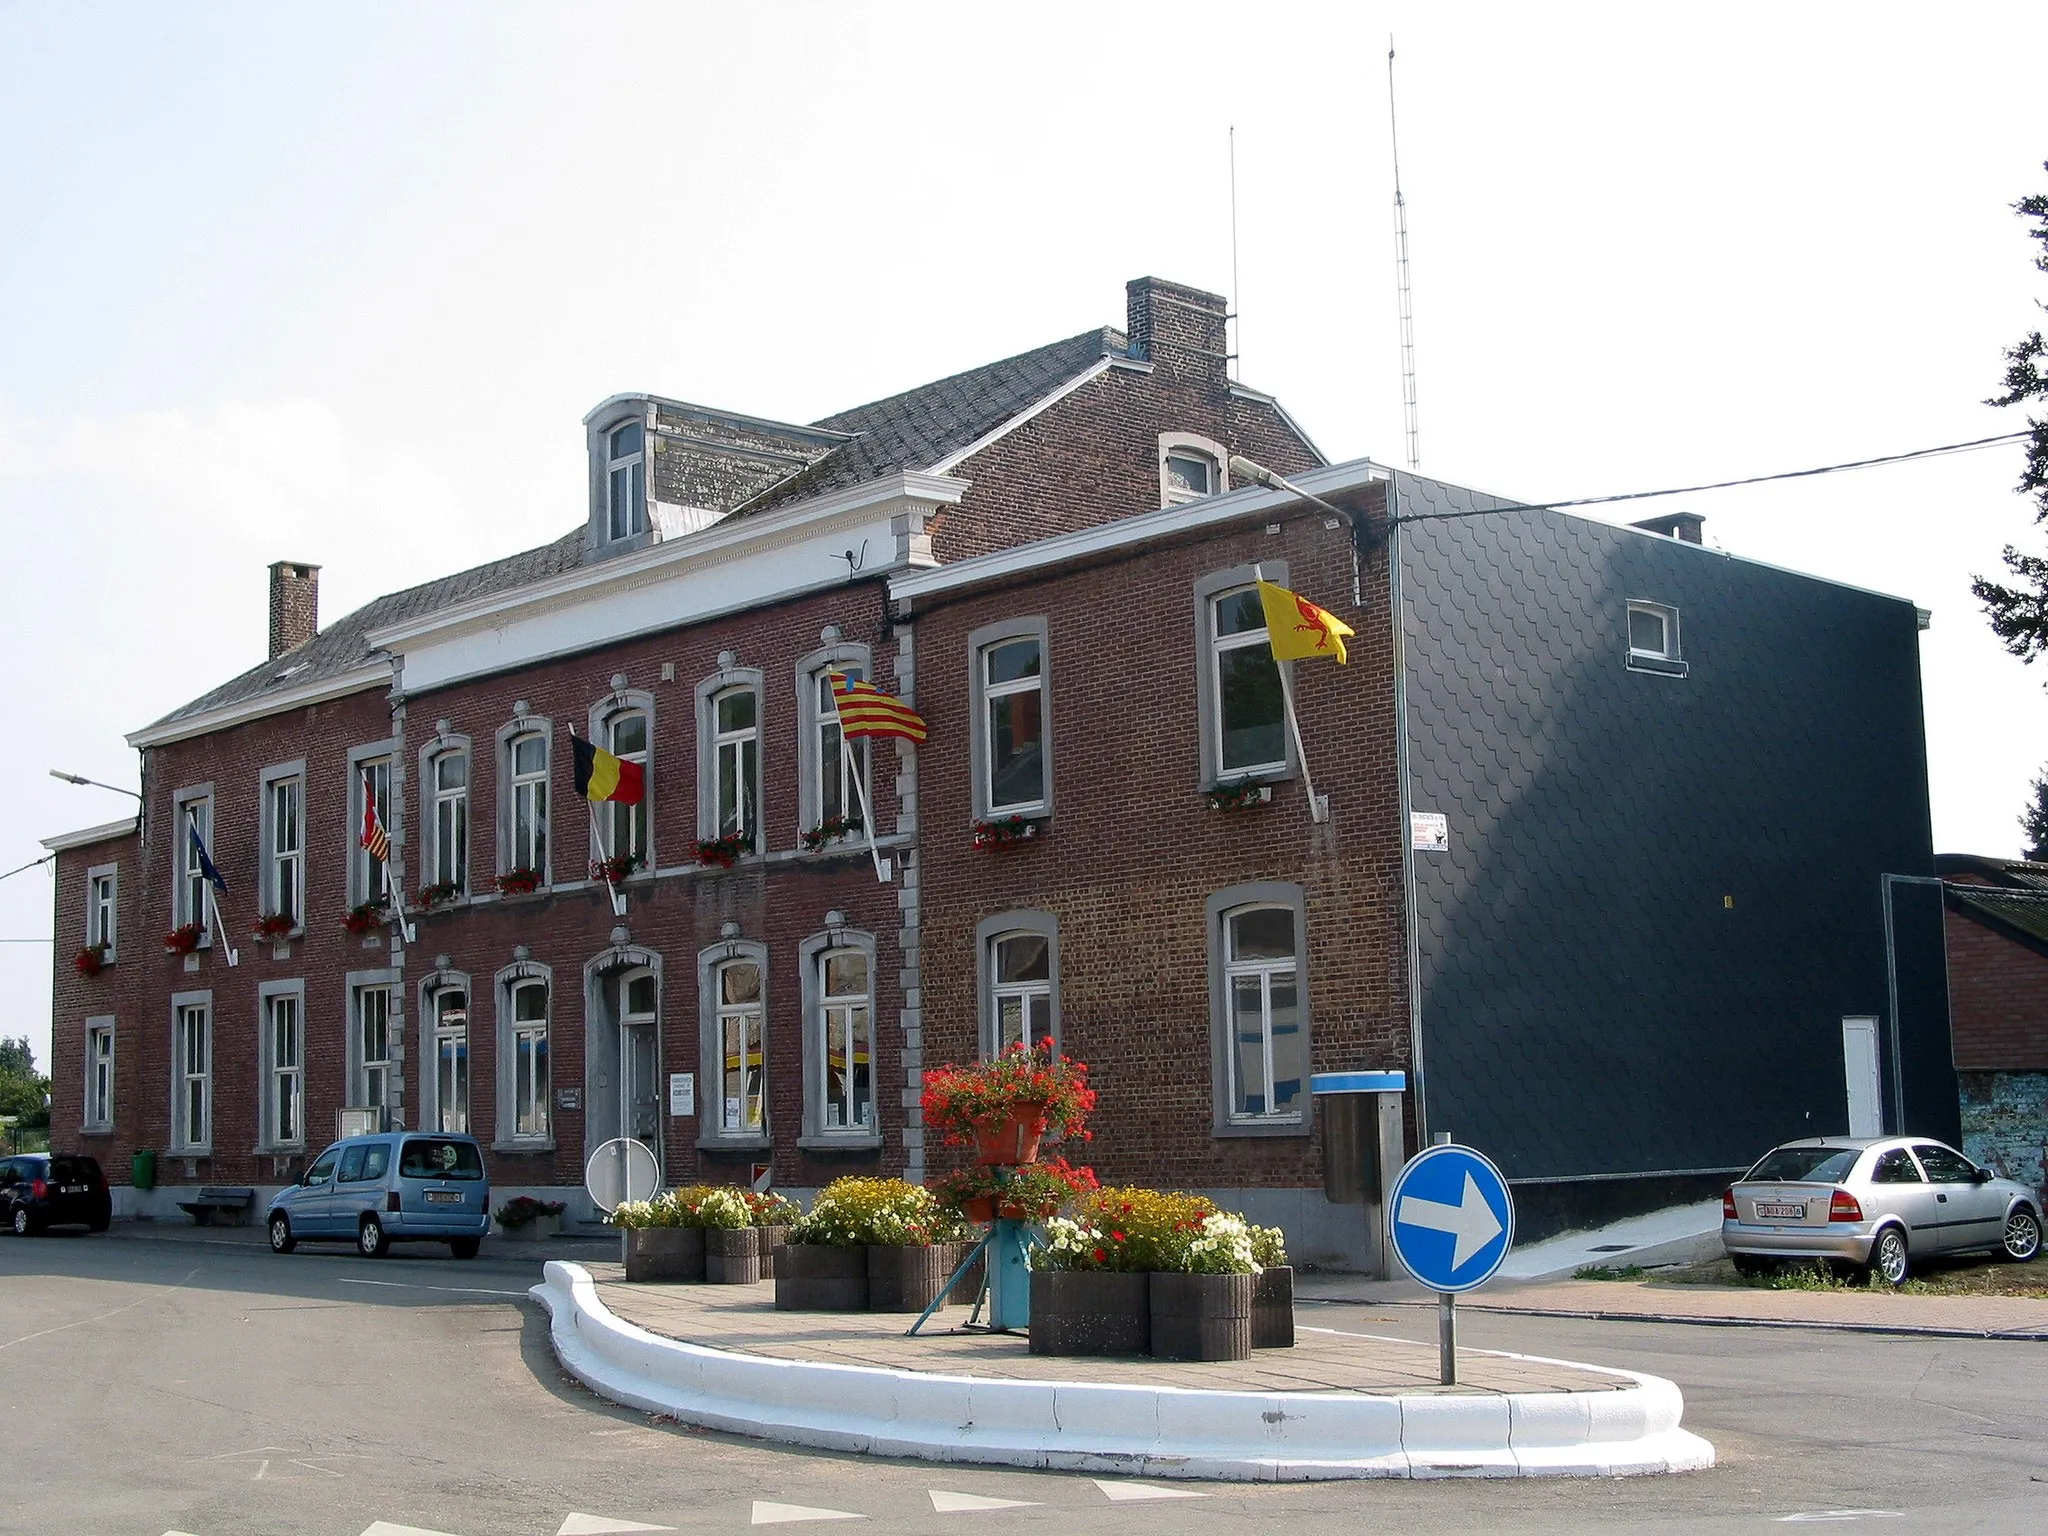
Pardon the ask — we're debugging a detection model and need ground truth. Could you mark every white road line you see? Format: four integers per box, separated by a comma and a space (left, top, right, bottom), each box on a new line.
334, 1277, 526, 1298
0, 1266, 203, 1351
360, 1523, 467, 1536
558, 1515, 676, 1534
928, 1491, 1038, 1512
1775, 1515, 1906, 1525
1093, 1479, 1205, 1501
750, 1502, 864, 1525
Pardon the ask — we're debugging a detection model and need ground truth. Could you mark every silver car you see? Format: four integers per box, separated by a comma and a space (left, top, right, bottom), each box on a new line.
1721, 1136, 2042, 1286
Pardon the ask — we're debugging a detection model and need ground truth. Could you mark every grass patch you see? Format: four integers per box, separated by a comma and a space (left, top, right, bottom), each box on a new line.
1572, 1263, 1648, 1281
1650, 1254, 2048, 1298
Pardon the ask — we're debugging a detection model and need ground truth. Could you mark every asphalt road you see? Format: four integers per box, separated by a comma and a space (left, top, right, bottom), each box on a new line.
3, 1231, 2045, 1536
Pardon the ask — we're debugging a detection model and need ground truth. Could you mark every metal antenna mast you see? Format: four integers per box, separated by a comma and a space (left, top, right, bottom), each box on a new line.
1228, 124, 1242, 381
1389, 38, 1419, 470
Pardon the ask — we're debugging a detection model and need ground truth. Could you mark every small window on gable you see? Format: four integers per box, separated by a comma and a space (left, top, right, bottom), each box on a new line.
1160, 433, 1228, 507
607, 421, 647, 542
1625, 601, 1687, 676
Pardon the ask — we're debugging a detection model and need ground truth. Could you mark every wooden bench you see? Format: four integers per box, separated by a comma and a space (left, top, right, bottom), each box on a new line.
177, 1186, 256, 1226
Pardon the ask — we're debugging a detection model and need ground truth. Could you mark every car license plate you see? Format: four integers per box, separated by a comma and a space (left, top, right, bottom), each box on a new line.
425, 1190, 461, 1205
1755, 1202, 1805, 1220
60, 1184, 87, 1194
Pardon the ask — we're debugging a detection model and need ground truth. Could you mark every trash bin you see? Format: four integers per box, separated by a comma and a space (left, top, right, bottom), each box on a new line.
132, 1149, 156, 1191
1311, 1072, 1407, 1277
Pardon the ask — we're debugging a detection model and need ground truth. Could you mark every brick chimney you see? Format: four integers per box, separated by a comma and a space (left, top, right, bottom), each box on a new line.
1126, 277, 1229, 389
268, 560, 320, 659
1630, 512, 1705, 545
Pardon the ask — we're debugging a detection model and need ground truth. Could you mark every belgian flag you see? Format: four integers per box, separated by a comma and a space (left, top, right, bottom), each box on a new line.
571, 733, 646, 805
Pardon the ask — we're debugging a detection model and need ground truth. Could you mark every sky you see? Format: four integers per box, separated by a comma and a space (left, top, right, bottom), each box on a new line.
3, 2, 2046, 1073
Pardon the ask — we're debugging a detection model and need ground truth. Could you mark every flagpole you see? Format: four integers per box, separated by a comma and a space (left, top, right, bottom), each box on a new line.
588, 800, 625, 917
206, 883, 239, 967
1276, 663, 1329, 823
846, 746, 893, 884
383, 864, 417, 946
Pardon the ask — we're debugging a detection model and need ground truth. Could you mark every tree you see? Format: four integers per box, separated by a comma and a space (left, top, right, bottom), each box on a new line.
0, 1035, 51, 1133
2023, 772, 2048, 862
1971, 164, 2048, 657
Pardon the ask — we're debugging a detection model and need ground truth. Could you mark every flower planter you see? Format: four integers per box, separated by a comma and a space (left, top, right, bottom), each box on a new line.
1148, 1271, 1253, 1362
1252, 1264, 1295, 1349
774, 1243, 869, 1311
866, 1243, 949, 1312
756, 1223, 790, 1279
1028, 1270, 1150, 1356
959, 1195, 997, 1225
972, 1110, 1048, 1167
705, 1226, 761, 1284
623, 1226, 705, 1282
498, 1213, 561, 1242
942, 1240, 986, 1305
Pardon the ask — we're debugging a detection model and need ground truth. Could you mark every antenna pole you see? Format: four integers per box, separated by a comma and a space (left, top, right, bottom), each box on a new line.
1229, 124, 1242, 382
1389, 38, 1420, 470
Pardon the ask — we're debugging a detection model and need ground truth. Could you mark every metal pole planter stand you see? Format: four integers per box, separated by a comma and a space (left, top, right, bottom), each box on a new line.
907, 1217, 1036, 1336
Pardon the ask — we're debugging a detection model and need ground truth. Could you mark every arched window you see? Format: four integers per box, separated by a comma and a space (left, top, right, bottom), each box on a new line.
606, 707, 650, 863
817, 947, 873, 1132
508, 731, 549, 875
510, 977, 551, 1139
711, 687, 758, 842
430, 982, 470, 1133
990, 932, 1052, 1053
429, 748, 469, 890
714, 958, 764, 1133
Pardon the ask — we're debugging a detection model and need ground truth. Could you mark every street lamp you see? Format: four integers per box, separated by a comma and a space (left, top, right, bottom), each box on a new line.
1229, 454, 1368, 608
49, 769, 142, 801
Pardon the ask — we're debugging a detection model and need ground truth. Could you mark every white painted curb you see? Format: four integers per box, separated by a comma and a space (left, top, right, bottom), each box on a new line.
532, 1262, 1713, 1480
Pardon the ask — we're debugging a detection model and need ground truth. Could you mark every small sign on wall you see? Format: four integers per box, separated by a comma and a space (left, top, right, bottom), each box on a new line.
669, 1073, 695, 1117
1411, 811, 1449, 852
555, 1086, 582, 1112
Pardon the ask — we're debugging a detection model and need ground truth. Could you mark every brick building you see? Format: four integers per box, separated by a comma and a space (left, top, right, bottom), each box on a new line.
1936, 855, 2048, 1196
43, 273, 1951, 1263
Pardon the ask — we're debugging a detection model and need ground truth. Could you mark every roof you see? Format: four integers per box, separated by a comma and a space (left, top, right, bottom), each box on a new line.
1934, 852, 2048, 890
1947, 885, 2048, 949
39, 817, 138, 853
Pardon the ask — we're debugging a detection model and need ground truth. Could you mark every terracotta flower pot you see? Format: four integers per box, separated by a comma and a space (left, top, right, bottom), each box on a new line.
1149, 1271, 1253, 1361
705, 1225, 761, 1284
623, 1225, 704, 1283
1252, 1265, 1295, 1349
867, 1243, 949, 1312
774, 1243, 868, 1311
972, 1109, 1048, 1166
756, 1223, 790, 1279
1029, 1269, 1149, 1356
960, 1195, 997, 1225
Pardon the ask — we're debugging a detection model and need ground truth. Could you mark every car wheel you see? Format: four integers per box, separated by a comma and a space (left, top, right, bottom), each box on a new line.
358, 1215, 389, 1258
2003, 1207, 2042, 1263
268, 1214, 296, 1254
11, 1206, 32, 1238
449, 1237, 480, 1259
1868, 1225, 1910, 1287
89, 1216, 110, 1233
1730, 1253, 1774, 1279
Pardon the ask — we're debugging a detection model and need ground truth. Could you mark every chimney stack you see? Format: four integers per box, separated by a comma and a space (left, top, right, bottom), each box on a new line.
268, 560, 321, 659
1125, 276, 1230, 389
1629, 512, 1705, 545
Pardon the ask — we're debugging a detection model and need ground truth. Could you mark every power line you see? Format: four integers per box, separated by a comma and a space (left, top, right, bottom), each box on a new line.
0, 854, 54, 886
1395, 431, 2032, 525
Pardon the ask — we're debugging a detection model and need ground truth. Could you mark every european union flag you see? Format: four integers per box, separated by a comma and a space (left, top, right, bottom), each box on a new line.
189, 823, 228, 893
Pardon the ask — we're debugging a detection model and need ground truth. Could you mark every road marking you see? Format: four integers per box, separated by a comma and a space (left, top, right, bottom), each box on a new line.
928, 1491, 1039, 1512
1093, 1480, 1205, 1501
0, 1266, 203, 1351
1775, 1514, 1906, 1524
334, 1277, 527, 1298
559, 1516, 676, 1534
750, 1502, 864, 1525
360, 1525, 466, 1536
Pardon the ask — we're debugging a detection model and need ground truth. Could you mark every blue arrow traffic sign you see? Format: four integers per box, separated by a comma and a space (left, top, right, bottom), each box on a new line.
1387, 1144, 1515, 1293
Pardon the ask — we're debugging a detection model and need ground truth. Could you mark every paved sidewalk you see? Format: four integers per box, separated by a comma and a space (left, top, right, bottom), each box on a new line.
586, 1261, 1622, 1396
1452, 1275, 2048, 1338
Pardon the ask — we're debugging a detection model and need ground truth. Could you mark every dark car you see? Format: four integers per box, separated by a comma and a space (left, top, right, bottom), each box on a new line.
1, 1153, 113, 1235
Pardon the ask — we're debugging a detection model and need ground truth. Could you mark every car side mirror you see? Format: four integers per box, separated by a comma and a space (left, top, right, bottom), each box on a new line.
1971, 1167, 1991, 1184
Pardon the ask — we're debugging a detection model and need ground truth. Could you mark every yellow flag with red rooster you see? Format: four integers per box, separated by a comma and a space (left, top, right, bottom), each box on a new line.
1257, 579, 1354, 665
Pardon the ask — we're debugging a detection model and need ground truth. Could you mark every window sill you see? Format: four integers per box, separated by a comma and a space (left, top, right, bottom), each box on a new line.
77, 1124, 115, 1137
1213, 1116, 1311, 1140
797, 1132, 884, 1153
1202, 765, 1296, 793
170, 1146, 212, 1159
697, 1133, 772, 1153
491, 1138, 557, 1155
253, 1143, 306, 1157
1626, 653, 1688, 678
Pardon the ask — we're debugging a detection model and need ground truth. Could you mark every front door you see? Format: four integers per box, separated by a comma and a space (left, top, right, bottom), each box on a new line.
1914, 1142, 2002, 1253
1842, 1018, 1882, 1137
618, 968, 661, 1168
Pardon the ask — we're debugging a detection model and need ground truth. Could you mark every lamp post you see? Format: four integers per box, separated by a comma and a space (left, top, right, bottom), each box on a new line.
1229, 455, 1369, 609
49, 770, 142, 801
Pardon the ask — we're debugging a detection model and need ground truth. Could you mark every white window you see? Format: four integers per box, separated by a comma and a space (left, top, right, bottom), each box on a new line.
813, 668, 868, 832
606, 420, 647, 542
87, 867, 116, 957
1626, 600, 1685, 674
510, 979, 551, 1139
430, 749, 469, 891
815, 948, 874, 1133
353, 756, 393, 906
432, 985, 470, 1134
266, 773, 304, 927
990, 932, 1054, 1054
711, 688, 758, 842
508, 732, 549, 876
173, 998, 211, 1151
976, 629, 1047, 816
266, 991, 303, 1147
1220, 905, 1305, 1124
354, 985, 393, 1113
85, 1021, 114, 1130
174, 794, 214, 933
1160, 432, 1228, 507
715, 959, 765, 1133
1208, 585, 1287, 778
607, 708, 650, 864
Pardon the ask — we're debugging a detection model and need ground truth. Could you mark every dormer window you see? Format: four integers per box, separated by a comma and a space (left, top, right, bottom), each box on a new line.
1159, 432, 1228, 507
606, 421, 647, 542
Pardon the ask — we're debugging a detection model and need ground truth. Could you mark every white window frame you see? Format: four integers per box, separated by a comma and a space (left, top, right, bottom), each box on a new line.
170, 785, 215, 939
257, 979, 306, 1152
795, 641, 874, 842
696, 663, 764, 848
346, 744, 396, 908
170, 990, 212, 1154
259, 760, 306, 932
1192, 563, 1297, 789
696, 940, 769, 1150
83, 1017, 114, 1132
418, 970, 472, 1135
968, 617, 1051, 820
85, 863, 117, 960
975, 911, 1060, 1060
496, 717, 553, 885
1625, 599, 1688, 677
495, 963, 554, 1149
419, 735, 472, 896
606, 419, 648, 542
1205, 882, 1312, 1138
1159, 431, 1229, 507
591, 690, 655, 871
799, 927, 880, 1148
349, 978, 395, 1118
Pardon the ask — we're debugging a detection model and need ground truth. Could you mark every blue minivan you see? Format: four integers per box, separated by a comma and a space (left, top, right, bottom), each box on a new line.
266, 1132, 491, 1259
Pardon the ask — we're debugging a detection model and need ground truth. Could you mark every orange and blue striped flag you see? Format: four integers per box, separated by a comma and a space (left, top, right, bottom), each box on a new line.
829, 672, 927, 742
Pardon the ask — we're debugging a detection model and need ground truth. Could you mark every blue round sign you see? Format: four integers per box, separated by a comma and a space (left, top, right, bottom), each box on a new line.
1386, 1144, 1515, 1293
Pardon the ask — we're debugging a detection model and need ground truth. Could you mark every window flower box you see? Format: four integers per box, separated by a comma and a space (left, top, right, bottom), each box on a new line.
588, 852, 643, 885
1205, 780, 1274, 813
496, 867, 543, 897
340, 899, 389, 936
695, 832, 753, 868
494, 1195, 566, 1240
800, 814, 864, 852
416, 881, 462, 911
74, 943, 110, 978
971, 814, 1039, 851
251, 911, 295, 940
163, 923, 203, 956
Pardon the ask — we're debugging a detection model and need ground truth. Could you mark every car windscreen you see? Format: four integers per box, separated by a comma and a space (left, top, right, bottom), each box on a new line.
400, 1138, 484, 1181
1744, 1146, 1862, 1184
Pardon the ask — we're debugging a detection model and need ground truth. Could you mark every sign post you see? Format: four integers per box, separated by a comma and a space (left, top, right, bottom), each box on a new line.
1385, 1143, 1516, 1387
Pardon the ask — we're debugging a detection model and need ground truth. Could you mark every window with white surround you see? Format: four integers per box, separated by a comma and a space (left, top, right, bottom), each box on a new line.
712, 689, 757, 841
260, 764, 305, 929
1206, 883, 1311, 1136
84, 1019, 114, 1131
172, 789, 215, 934
502, 973, 551, 1143
171, 993, 211, 1152
969, 618, 1049, 819
1194, 564, 1292, 787
86, 864, 117, 959
428, 747, 469, 892
428, 981, 470, 1134
799, 927, 878, 1145
605, 706, 650, 865
349, 751, 394, 907
1625, 600, 1687, 676
259, 984, 304, 1149
507, 730, 550, 878
977, 912, 1059, 1058
800, 653, 871, 840
606, 420, 647, 542
352, 983, 393, 1115
1159, 432, 1229, 507
696, 940, 767, 1148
